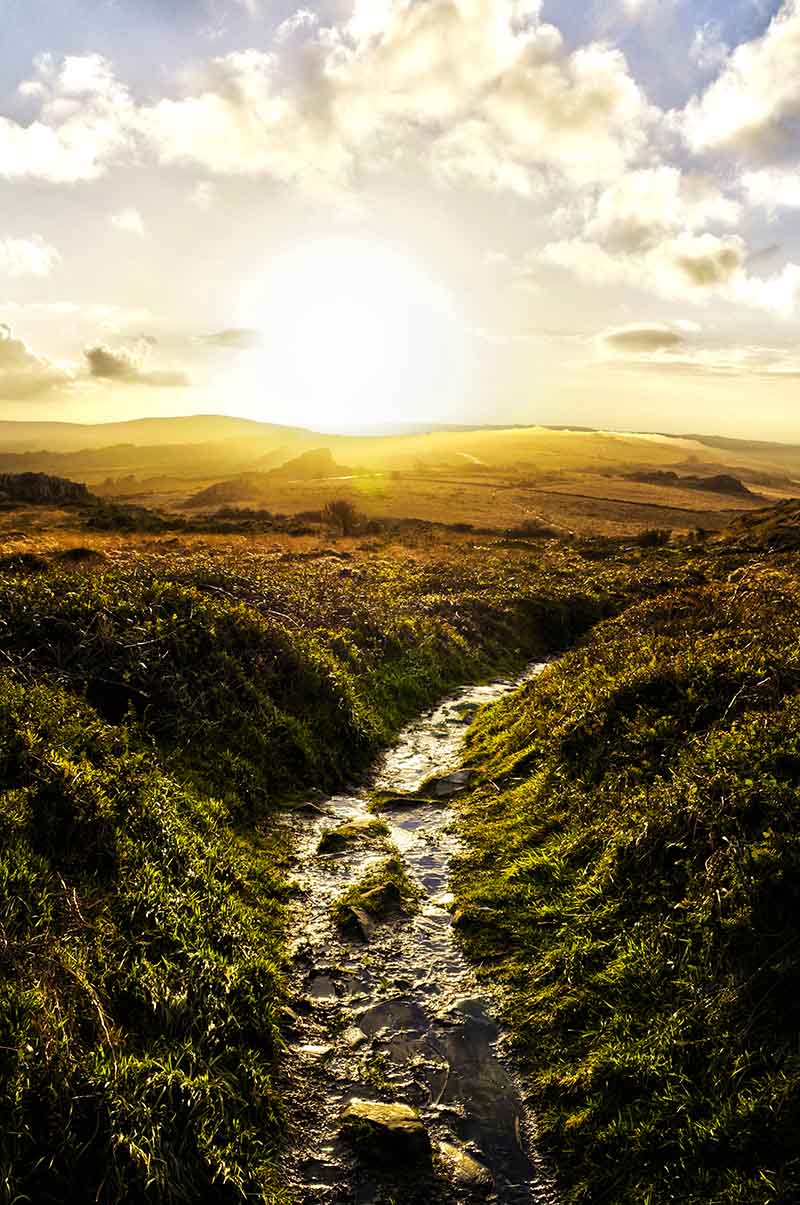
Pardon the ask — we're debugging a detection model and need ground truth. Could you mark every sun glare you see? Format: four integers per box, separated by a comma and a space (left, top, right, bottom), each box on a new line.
238, 237, 460, 429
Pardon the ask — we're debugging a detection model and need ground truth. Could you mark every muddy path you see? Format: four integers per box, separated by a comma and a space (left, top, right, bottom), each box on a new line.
281, 666, 559, 1204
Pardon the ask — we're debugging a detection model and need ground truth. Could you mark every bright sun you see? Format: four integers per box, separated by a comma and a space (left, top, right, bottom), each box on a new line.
237, 237, 461, 429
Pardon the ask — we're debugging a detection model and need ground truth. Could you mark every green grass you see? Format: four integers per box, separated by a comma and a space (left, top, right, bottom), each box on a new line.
332, 856, 422, 927
0, 538, 629, 1202
453, 561, 800, 1204
0, 676, 287, 1203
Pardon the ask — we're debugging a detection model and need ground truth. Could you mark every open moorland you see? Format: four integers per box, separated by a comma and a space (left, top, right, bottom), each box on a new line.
0, 421, 799, 1204
2, 416, 800, 540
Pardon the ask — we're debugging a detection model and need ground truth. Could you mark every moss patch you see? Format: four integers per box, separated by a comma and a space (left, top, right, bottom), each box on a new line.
333, 858, 422, 928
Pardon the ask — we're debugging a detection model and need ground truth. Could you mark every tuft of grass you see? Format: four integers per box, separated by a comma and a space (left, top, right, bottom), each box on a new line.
453, 564, 800, 1204
332, 857, 422, 927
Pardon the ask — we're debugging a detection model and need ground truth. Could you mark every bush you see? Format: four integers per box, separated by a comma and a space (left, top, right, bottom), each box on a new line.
636, 527, 672, 547
322, 498, 360, 536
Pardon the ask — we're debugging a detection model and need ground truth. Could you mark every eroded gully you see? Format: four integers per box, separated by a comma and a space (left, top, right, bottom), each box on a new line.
282, 664, 559, 1204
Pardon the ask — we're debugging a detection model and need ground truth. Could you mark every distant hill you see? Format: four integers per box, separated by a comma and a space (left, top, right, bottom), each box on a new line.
183, 448, 351, 510
181, 475, 274, 509
0, 414, 312, 453
627, 470, 756, 497
265, 447, 351, 479
4, 416, 800, 490
0, 472, 96, 507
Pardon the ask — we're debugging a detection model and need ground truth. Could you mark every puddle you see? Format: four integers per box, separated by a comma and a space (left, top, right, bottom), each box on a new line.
282, 665, 558, 1203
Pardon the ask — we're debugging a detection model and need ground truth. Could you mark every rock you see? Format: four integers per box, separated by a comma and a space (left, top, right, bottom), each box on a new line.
344, 1026, 368, 1048
371, 794, 429, 812
359, 881, 403, 916
339, 1099, 432, 1167
451, 905, 493, 929
308, 973, 337, 1000
318, 817, 386, 853
337, 905, 374, 942
294, 801, 327, 816
0, 472, 95, 507
432, 770, 473, 798
293, 1043, 333, 1059
438, 1142, 493, 1194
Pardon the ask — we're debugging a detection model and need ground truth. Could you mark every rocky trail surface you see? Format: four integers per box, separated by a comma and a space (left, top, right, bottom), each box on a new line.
282, 667, 559, 1204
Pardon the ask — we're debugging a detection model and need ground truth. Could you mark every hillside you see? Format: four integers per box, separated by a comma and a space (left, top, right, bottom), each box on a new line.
0, 472, 96, 507
0, 415, 309, 453
455, 548, 800, 1203
627, 470, 756, 497
182, 449, 352, 510
720, 498, 800, 550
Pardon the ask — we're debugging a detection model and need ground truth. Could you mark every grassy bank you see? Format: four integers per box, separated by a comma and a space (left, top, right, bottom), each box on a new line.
0, 537, 629, 1203
454, 558, 800, 1204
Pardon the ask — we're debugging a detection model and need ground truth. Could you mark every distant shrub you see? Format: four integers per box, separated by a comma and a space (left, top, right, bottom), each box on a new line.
0, 552, 49, 574
322, 498, 360, 536
55, 546, 108, 564
636, 527, 672, 547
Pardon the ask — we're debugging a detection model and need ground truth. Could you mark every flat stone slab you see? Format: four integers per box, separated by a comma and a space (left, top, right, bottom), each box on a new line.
318, 817, 387, 853
432, 769, 473, 797
439, 1142, 494, 1194
339, 1099, 432, 1167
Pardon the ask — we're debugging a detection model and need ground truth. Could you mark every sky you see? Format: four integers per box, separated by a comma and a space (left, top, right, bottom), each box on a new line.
1, 0, 800, 438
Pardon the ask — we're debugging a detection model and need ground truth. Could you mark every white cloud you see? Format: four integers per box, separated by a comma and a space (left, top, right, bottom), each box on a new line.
0, 8, 656, 202
689, 22, 729, 71
0, 235, 60, 277
585, 167, 740, 251
598, 330, 800, 377
541, 229, 800, 315
0, 324, 72, 399
594, 318, 800, 376
275, 8, 319, 43
138, 1, 654, 192
741, 166, 800, 209
683, 0, 800, 158
1, 54, 134, 182
110, 207, 145, 236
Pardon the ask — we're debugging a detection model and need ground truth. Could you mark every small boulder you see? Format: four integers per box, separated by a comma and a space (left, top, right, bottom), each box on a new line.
432, 770, 473, 798
340, 1099, 432, 1167
438, 1142, 493, 1194
308, 973, 337, 1000
318, 817, 387, 853
337, 905, 374, 942
359, 880, 403, 916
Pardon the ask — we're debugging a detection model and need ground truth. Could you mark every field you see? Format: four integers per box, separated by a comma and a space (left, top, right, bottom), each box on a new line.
1, 423, 799, 1203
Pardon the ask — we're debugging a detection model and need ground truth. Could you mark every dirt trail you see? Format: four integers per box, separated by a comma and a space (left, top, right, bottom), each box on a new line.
282, 667, 558, 1204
